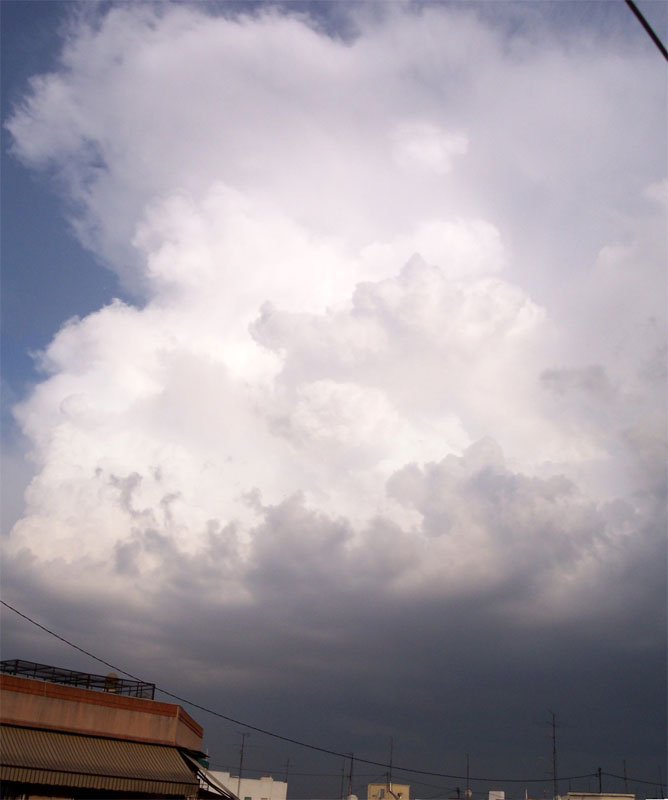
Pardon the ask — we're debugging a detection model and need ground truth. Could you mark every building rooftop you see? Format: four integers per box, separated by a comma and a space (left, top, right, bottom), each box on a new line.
0, 658, 155, 699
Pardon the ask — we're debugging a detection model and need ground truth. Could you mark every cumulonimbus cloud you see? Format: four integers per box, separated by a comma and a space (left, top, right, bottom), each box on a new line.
4, 2, 666, 635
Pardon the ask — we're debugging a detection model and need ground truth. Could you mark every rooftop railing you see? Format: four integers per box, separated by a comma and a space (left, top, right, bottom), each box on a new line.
0, 658, 155, 699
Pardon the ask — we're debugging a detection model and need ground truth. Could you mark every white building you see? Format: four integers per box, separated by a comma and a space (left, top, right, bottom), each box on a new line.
210, 771, 288, 800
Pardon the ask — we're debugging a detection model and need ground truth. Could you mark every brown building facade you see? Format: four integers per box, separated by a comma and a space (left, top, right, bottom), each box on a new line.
0, 660, 210, 799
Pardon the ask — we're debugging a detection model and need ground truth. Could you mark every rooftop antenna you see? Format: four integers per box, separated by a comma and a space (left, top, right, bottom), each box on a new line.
237, 732, 249, 798
389, 737, 394, 792
549, 711, 558, 800
623, 760, 628, 794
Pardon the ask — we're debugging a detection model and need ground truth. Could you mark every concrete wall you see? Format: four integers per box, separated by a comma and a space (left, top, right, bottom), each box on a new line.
0, 673, 202, 751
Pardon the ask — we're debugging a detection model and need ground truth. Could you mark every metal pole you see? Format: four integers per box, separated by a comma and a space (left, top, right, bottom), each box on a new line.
389, 737, 394, 791
237, 733, 249, 798
550, 711, 558, 800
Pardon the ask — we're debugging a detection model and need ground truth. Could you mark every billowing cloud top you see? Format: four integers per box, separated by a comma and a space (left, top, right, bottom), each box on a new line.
3, 1, 666, 780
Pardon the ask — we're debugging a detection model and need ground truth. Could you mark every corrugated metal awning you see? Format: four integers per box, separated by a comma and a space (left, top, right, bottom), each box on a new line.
0, 724, 199, 797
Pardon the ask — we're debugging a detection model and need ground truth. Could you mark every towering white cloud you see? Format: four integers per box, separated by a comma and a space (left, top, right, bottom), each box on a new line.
6, 1, 665, 593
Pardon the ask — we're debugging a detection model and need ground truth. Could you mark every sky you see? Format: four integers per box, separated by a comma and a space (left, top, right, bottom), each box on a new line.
1, 1, 666, 796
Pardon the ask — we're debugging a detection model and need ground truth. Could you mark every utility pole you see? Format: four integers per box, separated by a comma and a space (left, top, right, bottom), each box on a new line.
347, 753, 355, 798
284, 758, 290, 785
466, 754, 471, 799
549, 711, 558, 800
597, 767, 602, 795
340, 760, 346, 800
237, 732, 249, 798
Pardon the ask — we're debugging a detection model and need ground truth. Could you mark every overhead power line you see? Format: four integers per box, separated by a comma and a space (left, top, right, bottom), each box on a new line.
0, 599, 614, 785
624, 0, 668, 61
602, 771, 667, 788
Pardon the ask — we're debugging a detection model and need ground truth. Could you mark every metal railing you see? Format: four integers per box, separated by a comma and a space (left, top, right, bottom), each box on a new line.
0, 659, 155, 699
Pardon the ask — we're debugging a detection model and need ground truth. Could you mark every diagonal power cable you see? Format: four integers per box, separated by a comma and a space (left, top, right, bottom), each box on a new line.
624, 0, 668, 61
